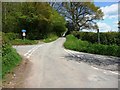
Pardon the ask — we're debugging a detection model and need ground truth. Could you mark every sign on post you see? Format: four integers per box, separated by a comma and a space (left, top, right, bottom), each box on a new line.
22, 29, 26, 33
22, 32, 26, 37
22, 29, 26, 40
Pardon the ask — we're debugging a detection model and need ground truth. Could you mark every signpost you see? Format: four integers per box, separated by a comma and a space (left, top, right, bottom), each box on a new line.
97, 29, 100, 44
22, 29, 26, 40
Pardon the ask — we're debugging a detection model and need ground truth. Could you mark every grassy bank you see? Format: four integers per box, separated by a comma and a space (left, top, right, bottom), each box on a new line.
2, 46, 22, 78
64, 35, 120, 57
2, 33, 22, 78
43, 34, 58, 43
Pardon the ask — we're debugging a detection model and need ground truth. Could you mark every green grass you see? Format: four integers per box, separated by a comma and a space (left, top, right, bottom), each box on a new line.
43, 34, 58, 43
64, 35, 120, 57
11, 39, 38, 45
2, 32, 23, 79
2, 47, 22, 78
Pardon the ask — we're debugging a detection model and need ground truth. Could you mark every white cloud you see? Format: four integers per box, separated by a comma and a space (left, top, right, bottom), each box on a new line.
101, 3, 118, 19
82, 3, 119, 32
97, 22, 111, 32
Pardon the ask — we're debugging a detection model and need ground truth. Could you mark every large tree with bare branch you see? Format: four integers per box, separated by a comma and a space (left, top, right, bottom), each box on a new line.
51, 2, 104, 31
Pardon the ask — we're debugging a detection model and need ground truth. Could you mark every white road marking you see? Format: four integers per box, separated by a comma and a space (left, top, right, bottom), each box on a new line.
64, 49, 75, 57
24, 46, 38, 56
64, 49, 120, 75
103, 71, 107, 74
26, 46, 40, 58
91, 66, 120, 75
91, 66, 99, 70
24, 45, 41, 58
109, 71, 120, 75
77, 55, 80, 57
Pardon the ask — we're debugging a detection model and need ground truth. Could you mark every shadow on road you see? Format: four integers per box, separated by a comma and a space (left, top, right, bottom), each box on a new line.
65, 53, 120, 71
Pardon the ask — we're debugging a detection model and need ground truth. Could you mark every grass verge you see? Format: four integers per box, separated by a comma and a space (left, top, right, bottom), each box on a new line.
11, 39, 38, 45
64, 35, 120, 57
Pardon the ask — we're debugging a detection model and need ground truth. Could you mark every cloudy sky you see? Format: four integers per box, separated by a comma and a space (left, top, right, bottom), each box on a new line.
94, 2, 119, 32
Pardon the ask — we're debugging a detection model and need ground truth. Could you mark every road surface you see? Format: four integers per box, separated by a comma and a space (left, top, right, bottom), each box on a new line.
14, 38, 118, 88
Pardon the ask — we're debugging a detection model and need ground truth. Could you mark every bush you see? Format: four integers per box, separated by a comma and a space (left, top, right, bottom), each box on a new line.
87, 44, 107, 55
64, 35, 80, 51
2, 32, 19, 45
78, 40, 89, 52
43, 34, 58, 43
116, 46, 120, 57
64, 35, 120, 57
105, 45, 118, 56
5, 33, 19, 41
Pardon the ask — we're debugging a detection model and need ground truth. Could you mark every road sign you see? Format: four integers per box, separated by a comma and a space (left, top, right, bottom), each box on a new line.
22, 29, 26, 33
22, 32, 26, 37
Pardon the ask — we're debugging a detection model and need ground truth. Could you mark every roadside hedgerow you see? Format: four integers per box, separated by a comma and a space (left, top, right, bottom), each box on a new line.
71, 31, 120, 45
64, 35, 120, 57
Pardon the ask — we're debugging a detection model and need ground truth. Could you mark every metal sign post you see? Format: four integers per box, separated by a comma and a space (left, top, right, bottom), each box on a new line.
22, 29, 26, 40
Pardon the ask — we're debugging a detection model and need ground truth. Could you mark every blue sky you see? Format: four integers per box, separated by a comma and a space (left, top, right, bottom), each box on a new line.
93, 2, 119, 32
94, 2, 117, 7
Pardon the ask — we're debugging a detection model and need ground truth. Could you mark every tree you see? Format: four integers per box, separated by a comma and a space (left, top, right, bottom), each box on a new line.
50, 9, 66, 36
2, 2, 66, 39
52, 2, 104, 31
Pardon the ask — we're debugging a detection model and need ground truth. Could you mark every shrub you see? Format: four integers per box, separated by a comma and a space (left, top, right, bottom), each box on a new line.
43, 34, 58, 43
5, 33, 19, 41
87, 44, 112, 55
105, 45, 118, 56
78, 40, 89, 52
64, 35, 80, 51
116, 46, 120, 57
2, 32, 19, 45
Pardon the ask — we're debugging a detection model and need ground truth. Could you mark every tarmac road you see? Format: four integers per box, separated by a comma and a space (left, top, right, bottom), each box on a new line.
14, 38, 118, 88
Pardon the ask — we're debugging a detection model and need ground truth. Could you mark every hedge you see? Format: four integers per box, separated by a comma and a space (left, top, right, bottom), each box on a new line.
72, 31, 120, 45
64, 35, 120, 57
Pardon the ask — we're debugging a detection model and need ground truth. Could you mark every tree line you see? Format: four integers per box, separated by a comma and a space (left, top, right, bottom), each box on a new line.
2, 2, 66, 40
2, 2, 105, 40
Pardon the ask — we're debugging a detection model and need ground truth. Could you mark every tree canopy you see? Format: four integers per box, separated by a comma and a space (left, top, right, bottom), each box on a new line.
51, 2, 104, 31
2, 2, 66, 39
2, 2, 104, 39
